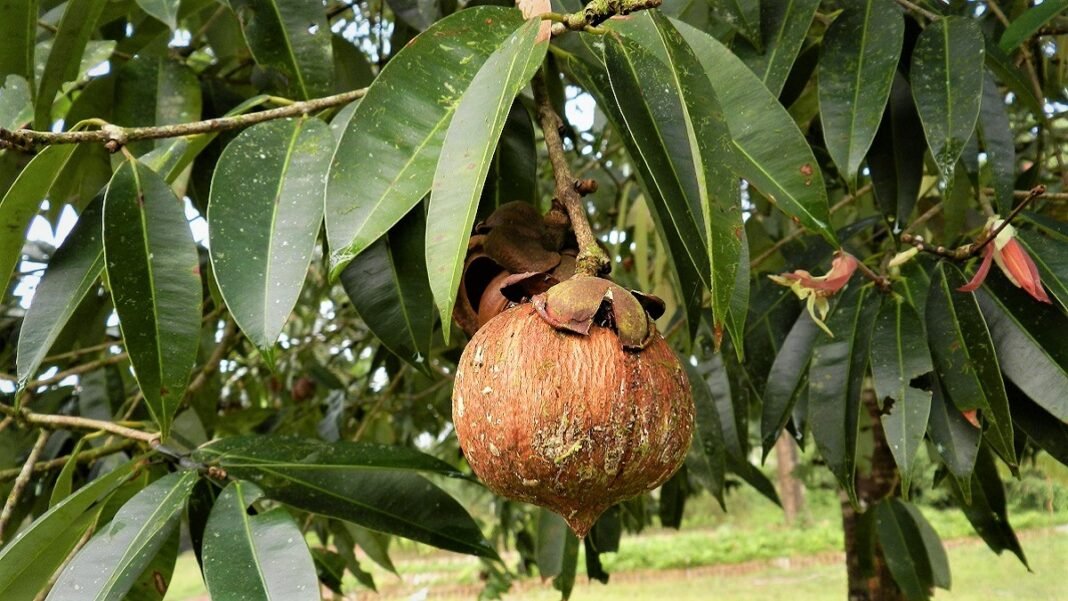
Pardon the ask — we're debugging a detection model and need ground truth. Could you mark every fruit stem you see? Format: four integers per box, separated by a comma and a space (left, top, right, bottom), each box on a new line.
532, 71, 611, 277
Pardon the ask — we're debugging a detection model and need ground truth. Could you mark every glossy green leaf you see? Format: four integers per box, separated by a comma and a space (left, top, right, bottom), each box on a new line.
326, 7, 526, 278
347, 525, 396, 574
125, 526, 179, 601
875, 498, 949, 600
605, 14, 741, 338
113, 57, 203, 156
978, 74, 1015, 215
869, 72, 925, 228
870, 299, 932, 496
984, 40, 1043, 116
50, 439, 88, 508
386, 0, 438, 31
817, 0, 903, 186
136, 0, 180, 29
685, 361, 726, 507
331, 34, 374, 93
426, 18, 546, 339
103, 160, 202, 438
0, 0, 36, 85
0, 144, 79, 292
481, 101, 537, 211
0, 75, 33, 130
976, 274, 1068, 422
926, 372, 980, 486
737, 0, 819, 97
17, 196, 104, 387
209, 117, 332, 350
999, 0, 1068, 52
1011, 383, 1068, 467
946, 446, 1028, 567
926, 262, 1015, 466
193, 435, 497, 558
1016, 229, 1068, 312
47, 470, 197, 601
910, 17, 985, 181
536, 508, 569, 579
34, 0, 107, 128
203, 480, 319, 600
808, 282, 877, 503
228, 0, 333, 99
760, 311, 819, 459
708, 0, 761, 50
0, 461, 137, 601
676, 20, 837, 246
340, 206, 434, 372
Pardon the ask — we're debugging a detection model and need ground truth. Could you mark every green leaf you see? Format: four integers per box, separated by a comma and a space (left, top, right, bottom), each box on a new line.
103, 160, 202, 438
1011, 382, 1068, 467
927, 372, 980, 486
999, 0, 1068, 52
125, 525, 179, 601
203, 480, 319, 600
49, 439, 88, 508
1, 144, 81, 293
869, 72, 925, 229
553, 525, 579, 599
228, 0, 334, 99
708, 0, 761, 50
47, 470, 198, 601
0, 0, 36, 85
0, 460, 137, 601
737, 0, 820, 97
870, 298, 932, 497
685, 362, 726, 507
875, 498, 948, 600
976, 273, 1068, 422
946, 446, 1028, 568
605, 14, 741, 338
817, 0, 903, 186
760, 312, 819, 459
901, 502, 951, 590
426, 18, 547, 340
113, 57, 203, 156
209, 117, 332, 350
340, 206, 434, 372
325, 7, 526, 278
675, 20, 837, 246
0, 75, 33, 130
925, 263, 1015, 466
346, 525, 396, 575
331, 34, 374, 93
193, 435, 497, 558
481, 101, 538, 211
983, 40, 1043, 116
1016, 229, 1068, 312
808, 282, 877, 503
978, 74, 1015, 215
386, 0, 438, 31
34, 0, 107, 129
136, 0, 180, 29
536, 508, 569, 579
910, 17, 985, 181
16, 196, 104, 387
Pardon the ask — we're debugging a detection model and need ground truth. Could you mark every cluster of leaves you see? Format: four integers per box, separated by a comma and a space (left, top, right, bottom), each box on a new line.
0, 0, 1067, 599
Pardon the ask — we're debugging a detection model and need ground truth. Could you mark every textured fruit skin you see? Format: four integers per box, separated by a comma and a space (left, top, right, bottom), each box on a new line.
453, 304, 694, 536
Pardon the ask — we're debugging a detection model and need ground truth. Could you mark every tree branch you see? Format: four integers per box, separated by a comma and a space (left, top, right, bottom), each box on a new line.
0, 88, 367, 152
547, 0, 663, 35
532, 71, 611, 277
0, 439, 135, 483
0, 430, 50, 543
0, 404, 160, 445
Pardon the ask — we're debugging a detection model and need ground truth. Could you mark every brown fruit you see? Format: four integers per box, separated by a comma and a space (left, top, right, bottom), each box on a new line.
452, 278, 693, 536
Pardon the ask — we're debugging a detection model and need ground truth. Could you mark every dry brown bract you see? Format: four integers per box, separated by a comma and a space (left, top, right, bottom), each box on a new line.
452, 278, 693, 536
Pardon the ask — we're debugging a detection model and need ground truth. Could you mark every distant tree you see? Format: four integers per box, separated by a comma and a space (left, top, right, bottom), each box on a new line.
0, 0, 1066, 599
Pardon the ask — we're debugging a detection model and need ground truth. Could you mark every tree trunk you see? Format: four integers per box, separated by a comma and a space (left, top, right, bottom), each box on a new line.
775, 432, 805, 525
840, 388, 905, 601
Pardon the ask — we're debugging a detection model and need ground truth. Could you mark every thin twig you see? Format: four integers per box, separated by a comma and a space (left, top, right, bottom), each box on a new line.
41, 339, 123, 364
186, 319, 240, 397
547, 0, 663, 36
1, 88, 367, 151
532, 71, 611, 276
22, 353, 128, 390
0, 404, 160, 444
0, 430, 50, 543
894, 0, 939, 21
972, 185, 1047, 255
0, 440, 135, 482
750, 184, 872, 270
